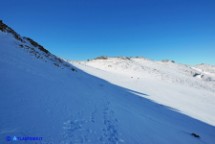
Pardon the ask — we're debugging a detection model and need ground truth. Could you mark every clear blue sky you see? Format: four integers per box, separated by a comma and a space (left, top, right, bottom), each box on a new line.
1, 0, 215, 65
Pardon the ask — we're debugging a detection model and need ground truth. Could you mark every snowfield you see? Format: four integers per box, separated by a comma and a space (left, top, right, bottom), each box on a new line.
70, 58, 215, 126
1, 21, 215, 144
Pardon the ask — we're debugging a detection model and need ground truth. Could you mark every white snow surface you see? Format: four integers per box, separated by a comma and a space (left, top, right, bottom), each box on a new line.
1, 26, 215, 144
70, 58, 215, 126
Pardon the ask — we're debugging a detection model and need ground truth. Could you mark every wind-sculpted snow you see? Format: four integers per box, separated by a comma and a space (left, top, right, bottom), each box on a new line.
1, 22, 215, 144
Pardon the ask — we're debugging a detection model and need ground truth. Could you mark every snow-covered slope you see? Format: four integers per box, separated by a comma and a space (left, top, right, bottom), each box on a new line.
1, 21, 215, 144
70, 57, 215, 126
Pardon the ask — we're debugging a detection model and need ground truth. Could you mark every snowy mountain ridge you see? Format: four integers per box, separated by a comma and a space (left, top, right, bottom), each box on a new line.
0, 20, 76, 71
70, 57, 215, 92
1, 21, 215, 144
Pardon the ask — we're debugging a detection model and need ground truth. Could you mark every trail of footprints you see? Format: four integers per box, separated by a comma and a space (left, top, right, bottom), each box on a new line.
62, 102, 123, 144
100, 102, 119, 144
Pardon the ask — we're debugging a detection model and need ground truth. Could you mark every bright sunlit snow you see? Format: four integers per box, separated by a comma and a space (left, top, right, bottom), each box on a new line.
70, 58, 215, 126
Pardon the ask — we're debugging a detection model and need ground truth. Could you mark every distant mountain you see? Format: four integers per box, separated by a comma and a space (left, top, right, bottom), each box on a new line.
1, 21, 215, 144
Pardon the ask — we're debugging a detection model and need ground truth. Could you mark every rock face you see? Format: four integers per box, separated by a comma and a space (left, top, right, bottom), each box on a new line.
0, 20, 23, 41
0, 20, 76, 71
23, 37, 49, 54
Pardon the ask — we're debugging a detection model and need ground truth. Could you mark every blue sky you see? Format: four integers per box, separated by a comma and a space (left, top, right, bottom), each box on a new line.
1, 0, 215, 65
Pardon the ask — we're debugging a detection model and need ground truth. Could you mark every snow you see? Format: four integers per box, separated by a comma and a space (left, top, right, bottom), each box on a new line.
1, 25, 215, 144
193, 64, 215, 78
70, 58, 215, 126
